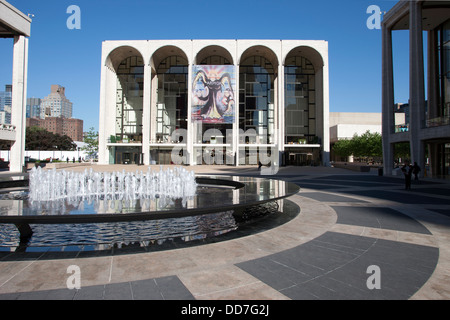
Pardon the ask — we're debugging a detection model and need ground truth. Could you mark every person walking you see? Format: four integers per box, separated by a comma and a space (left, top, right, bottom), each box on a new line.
401, 161, 413, 190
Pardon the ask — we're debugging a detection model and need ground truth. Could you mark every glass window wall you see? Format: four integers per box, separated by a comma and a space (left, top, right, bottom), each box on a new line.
115, 56, 144, 142
156, 56, 188, 143
284, 56, 316, 144
239, 56, 275, 145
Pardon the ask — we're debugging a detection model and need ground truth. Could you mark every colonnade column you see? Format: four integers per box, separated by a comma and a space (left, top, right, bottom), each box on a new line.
382, 22, 395, 175
409, 0, 426, 174
321, 59, 330, 167
142, 63, 152, 165
10, 35, 28, 173
234, 63, 240, 166
187, 63, 194, 166
277, 63, 284, 166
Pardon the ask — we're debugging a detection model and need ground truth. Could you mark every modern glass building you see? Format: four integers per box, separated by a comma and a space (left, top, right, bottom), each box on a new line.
0, 85, 12, 124
98, 40, 329, 167
382, 0, 450, 178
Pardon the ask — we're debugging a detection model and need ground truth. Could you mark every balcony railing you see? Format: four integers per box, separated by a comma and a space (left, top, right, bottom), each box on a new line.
425, 116, 450, 128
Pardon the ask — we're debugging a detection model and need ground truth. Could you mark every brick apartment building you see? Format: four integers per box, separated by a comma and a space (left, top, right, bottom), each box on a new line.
26, 117, 84, 142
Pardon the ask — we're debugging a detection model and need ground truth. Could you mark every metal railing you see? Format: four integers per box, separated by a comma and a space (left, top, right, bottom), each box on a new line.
425, 115, 450, 128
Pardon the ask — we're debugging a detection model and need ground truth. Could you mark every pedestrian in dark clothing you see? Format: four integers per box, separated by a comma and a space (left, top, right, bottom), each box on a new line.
412, 162, 421, 181
401, 161, 413, 190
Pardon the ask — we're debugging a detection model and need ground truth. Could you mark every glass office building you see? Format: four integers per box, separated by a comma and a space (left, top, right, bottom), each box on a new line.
98, 40, 329, 167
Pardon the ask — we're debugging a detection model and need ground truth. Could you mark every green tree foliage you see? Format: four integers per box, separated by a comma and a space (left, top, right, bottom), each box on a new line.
332, 130, 383, 160
352, 130, 382, 158
25, 126, 77, 151
394, 142, 410, 161
81, 127, 98, 158
333, 138, 353, 158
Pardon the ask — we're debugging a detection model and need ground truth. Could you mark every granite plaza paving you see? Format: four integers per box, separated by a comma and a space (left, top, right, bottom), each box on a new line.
0, 164, 449, 300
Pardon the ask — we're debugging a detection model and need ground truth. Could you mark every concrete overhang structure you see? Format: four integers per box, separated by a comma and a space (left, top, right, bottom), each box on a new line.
0, 0, 31, 172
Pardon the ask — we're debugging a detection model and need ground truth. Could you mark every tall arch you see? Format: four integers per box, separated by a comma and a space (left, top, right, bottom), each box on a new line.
148, 46, 189, 164
194, 45, 234, 65
105, 45, 145, 72
101, 46, 145, 164
239, 45, 279, 68
150, 45, 189, 73
283, 45, 326, 166
240, 48, 278, 137
283, 46, 324, 71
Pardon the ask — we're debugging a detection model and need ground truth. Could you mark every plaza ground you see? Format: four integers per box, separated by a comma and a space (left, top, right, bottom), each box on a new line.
0, 164, 449, 300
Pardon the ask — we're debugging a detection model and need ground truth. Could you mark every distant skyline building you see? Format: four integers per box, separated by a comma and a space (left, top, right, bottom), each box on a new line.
0, 84, 12, 124
24, 84, 84, 141
40, 85, 73, 119
26, 97, 41, 118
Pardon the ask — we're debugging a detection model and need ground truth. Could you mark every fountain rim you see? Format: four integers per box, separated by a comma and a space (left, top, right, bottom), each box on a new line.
0, 175, 300, 225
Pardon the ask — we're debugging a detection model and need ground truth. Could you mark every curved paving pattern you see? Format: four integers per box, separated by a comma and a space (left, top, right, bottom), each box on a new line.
0, 165, 449, 300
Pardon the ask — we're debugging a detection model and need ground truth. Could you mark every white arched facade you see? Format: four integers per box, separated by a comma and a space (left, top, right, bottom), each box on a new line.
98, 40, 329, 167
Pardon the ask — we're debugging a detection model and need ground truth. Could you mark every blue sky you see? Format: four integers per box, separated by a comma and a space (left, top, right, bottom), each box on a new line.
0, 0, 408, 132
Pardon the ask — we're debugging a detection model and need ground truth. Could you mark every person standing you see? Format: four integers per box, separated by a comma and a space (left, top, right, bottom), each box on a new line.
402, 161, 413, 190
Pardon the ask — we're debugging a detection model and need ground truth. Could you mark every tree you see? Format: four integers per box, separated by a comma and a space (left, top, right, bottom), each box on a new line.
82, 127, 98, 158
352, 131, 382, 158
333, 139, 353, 159
332, 130, 382, 162
25, 126, 77, 151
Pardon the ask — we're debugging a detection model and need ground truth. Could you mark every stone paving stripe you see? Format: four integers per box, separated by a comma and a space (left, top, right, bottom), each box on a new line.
332, 206, 432, 234
427, 208, 450, 218
0, 275, 195, 300
236, 231, 439, 300
340, 190, 450, 205
299, 192, 368, 203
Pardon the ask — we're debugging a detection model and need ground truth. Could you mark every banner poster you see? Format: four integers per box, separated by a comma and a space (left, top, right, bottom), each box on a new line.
191, 65, 235, 124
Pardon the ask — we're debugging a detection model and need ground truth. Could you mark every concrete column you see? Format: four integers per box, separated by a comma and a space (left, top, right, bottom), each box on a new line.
98, 63, 107, 165
187, 63, 194, 165
321, 60, 330, 167
99, 67, 117, 165
10, 35, 28, 173
234, 63, 239, 166
142, 63, 152, 165
277, 63, 284, 165
427, 30, 439, 120
409, 0, 426, 175
382, 24, 395, 175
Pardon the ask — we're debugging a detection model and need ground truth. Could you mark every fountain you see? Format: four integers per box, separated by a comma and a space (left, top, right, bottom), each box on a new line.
0, 166, 300, 252
28, 166, 197, 207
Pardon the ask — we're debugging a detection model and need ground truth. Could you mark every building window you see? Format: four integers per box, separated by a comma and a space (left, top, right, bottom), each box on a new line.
156, 56, 188, 143
284, 56, 316, 144
116, 56, 144, 142
239, 56, 275, 144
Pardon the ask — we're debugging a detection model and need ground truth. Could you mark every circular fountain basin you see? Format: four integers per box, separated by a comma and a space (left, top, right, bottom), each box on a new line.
0, 174, 300, 251
0, 175, 299, 224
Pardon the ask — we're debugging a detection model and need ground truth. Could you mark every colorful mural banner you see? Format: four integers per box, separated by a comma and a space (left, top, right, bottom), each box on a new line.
191, 65, 235, 124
